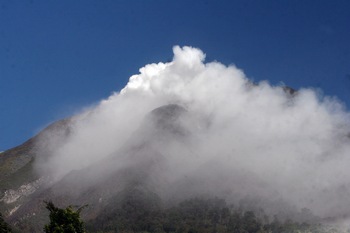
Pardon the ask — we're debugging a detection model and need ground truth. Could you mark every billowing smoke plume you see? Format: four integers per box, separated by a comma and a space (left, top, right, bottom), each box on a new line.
35, 46, 350, 222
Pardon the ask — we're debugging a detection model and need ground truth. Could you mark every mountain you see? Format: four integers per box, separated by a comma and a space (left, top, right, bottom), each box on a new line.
0, 104, 195, 232
0, 118, 73, 230
0, 102, 345, 232
0, 118, 71, 184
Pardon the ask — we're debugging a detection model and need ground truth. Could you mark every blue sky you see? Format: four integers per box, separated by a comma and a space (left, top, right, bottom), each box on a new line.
1, 0, 350, 151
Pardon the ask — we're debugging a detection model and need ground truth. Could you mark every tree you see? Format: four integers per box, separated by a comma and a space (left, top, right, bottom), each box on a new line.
0, 212, 12, 233
44, 201, 86, 233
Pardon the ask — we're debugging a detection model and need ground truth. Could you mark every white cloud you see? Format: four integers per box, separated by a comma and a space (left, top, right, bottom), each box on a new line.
35, 46, 350, 221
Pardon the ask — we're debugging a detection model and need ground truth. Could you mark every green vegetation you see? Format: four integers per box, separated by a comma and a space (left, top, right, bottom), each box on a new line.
86, 193, 341, 233
0, 212, 12, 233
44, 201, 86, 233
2, 194, 343, 233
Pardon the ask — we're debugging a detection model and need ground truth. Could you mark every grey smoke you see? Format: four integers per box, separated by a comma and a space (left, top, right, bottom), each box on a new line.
35, 46, 350, 224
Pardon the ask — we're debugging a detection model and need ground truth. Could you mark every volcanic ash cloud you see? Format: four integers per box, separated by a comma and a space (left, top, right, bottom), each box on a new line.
36, 46, 350, 221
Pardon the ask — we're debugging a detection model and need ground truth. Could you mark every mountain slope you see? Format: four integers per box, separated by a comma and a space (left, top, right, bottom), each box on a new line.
0, 104, 194, 231
1, 103, 348, 232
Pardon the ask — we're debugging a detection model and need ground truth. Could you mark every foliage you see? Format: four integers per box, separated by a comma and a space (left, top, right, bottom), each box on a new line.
0, 212, 12, 233
87, 188, 164, 233
44, 201, 86, 233
86, 196, 341, 233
